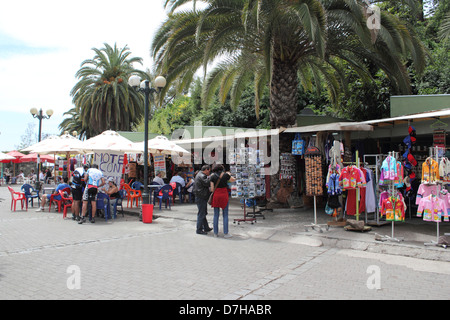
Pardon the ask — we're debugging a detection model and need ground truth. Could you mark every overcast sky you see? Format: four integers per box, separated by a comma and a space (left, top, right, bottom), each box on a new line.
0, 0, 171, 152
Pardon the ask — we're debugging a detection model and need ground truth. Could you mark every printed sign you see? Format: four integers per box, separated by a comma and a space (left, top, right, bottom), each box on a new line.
154, 154, 166, 178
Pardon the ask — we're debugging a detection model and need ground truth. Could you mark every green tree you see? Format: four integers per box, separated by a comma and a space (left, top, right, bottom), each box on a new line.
70, 43, 147, 138
152, 0, 427, 129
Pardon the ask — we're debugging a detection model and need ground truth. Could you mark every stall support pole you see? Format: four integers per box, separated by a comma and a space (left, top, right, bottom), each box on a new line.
304, 196, 329, 233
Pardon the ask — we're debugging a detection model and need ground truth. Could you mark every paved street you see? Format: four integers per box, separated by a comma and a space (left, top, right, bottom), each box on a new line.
0, 185, 449, 301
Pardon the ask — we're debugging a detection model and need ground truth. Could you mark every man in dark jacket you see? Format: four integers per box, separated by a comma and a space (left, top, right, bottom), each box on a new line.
193, 165, 212, 234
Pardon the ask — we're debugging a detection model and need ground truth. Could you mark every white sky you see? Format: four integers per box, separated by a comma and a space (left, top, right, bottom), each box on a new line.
0, 0, 174, 152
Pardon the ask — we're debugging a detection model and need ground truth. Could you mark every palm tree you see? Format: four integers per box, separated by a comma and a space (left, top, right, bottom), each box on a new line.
152, 0, 427, 128
70, 43, 148, 138
58, 107, 93, 140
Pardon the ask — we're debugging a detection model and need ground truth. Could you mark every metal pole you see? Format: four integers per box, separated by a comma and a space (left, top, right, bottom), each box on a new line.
142, 81, 150, 205
37, 109, 43, 176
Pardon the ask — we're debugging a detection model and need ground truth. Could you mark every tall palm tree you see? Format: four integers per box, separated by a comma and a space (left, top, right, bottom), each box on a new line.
70, 43, 148, 138
58, 107, 93, 140
152, 0, 427, 128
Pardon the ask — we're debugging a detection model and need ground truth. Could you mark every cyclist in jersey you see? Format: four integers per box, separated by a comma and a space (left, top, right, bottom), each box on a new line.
79, 164, 106, 224
71, 164, 88, 221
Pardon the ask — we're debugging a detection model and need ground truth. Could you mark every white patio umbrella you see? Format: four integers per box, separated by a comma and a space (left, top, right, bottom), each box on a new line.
81, 130, 142, 153
132, 135, 191, 155
0, 152, 16, 161
22, 134, 85, 155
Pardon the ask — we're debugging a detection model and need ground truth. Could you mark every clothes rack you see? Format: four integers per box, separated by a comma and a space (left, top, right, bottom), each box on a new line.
363, 154, 390, 226
423, 146, 448, 247
375, 151, 404, 242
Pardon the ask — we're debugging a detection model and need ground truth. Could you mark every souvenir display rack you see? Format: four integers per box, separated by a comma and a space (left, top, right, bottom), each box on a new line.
229, 147, 266, 224
304, 146, 329, 232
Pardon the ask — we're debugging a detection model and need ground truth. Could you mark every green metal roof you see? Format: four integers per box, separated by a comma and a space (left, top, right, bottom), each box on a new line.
117, 131, 170, 143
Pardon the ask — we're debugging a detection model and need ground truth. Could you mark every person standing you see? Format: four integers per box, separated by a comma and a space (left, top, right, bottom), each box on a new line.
71, 165, 88, 221
210, 164, 235, 238
79, 164, 105, 224
192, 165, 212, 235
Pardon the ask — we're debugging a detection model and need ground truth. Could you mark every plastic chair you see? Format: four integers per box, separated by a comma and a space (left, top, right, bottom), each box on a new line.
21, 183, 40, 209
150, 181, 161, 204
112, 189, 126, 218
59, 190, 73, 219
170, 182, 184, 204
122, 184, 136, 208
131, 181, 143, 207
49, 187, 71, 212
155, 184, 173, 210
8, 186, 26, 211
96, 192, 111, 221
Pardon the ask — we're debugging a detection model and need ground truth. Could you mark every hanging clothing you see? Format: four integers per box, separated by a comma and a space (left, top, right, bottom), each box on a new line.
417, 195, 448, 222
422, 157, 439, 183
415, 183, 439, 205
339, 165, 363, 189
439, 158, 450, 182
380, 196, 406, 222
365, 169, 376, 213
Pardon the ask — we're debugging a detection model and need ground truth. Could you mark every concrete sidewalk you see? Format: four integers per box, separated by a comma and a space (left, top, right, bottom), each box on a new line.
124, 197, 450, 262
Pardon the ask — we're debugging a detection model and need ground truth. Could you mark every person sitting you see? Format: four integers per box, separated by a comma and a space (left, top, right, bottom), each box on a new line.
184, 176, 195, 202
39, 169, 46, 182
16, 170, 25, 184
29, 169, 37, 182
105, 178, 120, 199
152, 171, 165, 185
35, 177, 70, 212
170, 171, 186, 187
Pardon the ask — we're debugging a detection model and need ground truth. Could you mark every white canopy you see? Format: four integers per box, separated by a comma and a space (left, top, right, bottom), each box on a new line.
81, 130, 142, 153
22, 134, 85, 155
132, 136, 191, 155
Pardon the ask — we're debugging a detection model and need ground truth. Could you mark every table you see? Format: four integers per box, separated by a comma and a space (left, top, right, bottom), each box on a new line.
140, 184, 163, 204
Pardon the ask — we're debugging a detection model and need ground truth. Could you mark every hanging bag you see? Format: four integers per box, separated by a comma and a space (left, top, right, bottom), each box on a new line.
208, 172, 224, 205
292, 133, 305, 155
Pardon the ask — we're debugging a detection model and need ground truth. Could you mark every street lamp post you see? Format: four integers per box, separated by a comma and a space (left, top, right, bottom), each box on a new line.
128, 75, 166, 204
30, 108, 53, 175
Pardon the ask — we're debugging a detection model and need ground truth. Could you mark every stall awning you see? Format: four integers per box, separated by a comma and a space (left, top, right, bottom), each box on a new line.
360, 108, 450, 127
284, 122, 373, 133
172, 128, 283, 145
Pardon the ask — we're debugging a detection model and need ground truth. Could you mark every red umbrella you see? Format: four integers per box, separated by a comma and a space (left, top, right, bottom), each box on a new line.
20, 153, 56, 163
0, 151, 26, 163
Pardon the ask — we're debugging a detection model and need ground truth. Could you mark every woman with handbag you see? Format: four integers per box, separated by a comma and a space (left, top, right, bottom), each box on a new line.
210, 164, 235, 238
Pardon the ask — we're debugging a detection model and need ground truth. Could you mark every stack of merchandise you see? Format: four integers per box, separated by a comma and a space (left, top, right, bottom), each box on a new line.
305, 146, 323, 196
229, 147, 265, 200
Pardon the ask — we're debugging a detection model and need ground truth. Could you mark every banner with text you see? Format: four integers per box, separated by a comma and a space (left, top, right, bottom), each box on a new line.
92, 152, 125, 186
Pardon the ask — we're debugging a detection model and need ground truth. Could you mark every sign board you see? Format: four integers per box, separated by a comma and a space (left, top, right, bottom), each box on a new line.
92, 152, 125, 186
153, 154, 166, 178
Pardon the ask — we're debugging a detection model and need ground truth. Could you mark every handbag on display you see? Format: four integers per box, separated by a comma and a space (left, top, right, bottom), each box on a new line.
292, 133, 305, 155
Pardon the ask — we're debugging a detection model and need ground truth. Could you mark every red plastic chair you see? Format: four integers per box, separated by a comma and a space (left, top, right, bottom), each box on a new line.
49, 187, 71, 212
8, 186, 26, 211
122, 184, 141, 208
59, 190, 73, 219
